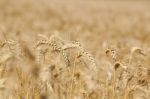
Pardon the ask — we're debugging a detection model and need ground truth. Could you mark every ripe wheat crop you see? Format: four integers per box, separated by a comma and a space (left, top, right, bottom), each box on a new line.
0, 0, 150, 99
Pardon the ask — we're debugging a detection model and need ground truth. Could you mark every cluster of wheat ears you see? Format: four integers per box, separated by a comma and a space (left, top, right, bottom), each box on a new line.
0, 34, 149, 99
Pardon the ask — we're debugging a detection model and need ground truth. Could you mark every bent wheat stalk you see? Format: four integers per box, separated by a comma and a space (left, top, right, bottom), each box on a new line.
35, 35, 97, 71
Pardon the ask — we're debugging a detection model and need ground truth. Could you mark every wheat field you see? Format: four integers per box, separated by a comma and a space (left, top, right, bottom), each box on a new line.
0, 0, 150, 99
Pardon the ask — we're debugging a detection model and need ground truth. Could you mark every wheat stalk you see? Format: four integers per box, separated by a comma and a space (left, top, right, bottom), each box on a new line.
35, 35, 97, 71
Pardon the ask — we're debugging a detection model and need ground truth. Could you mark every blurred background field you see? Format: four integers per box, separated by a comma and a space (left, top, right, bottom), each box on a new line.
0, 0, 150, 99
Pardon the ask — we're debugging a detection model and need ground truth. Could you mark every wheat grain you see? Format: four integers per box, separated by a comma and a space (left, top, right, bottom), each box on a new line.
35, 35, 97, 69
129, 47, 146, 64
72, 41, 97, 71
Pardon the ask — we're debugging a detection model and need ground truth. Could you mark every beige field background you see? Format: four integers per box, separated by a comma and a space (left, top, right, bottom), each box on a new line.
0, 0, 150, 99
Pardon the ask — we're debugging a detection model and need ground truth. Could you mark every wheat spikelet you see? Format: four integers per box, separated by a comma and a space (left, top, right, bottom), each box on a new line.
129, 47, 146, 64
131, 47, 146, 56
105, 48, 117, 61
62, 43, 79, 50
35, 40, 50, 48
61, 40, 97, 71
35, 35, 97, 71
35, 34, 70, 66
72, 41, 97, 71
35, 34, 63, 52
62, 50, 70, 66
0, 40, 15, 49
